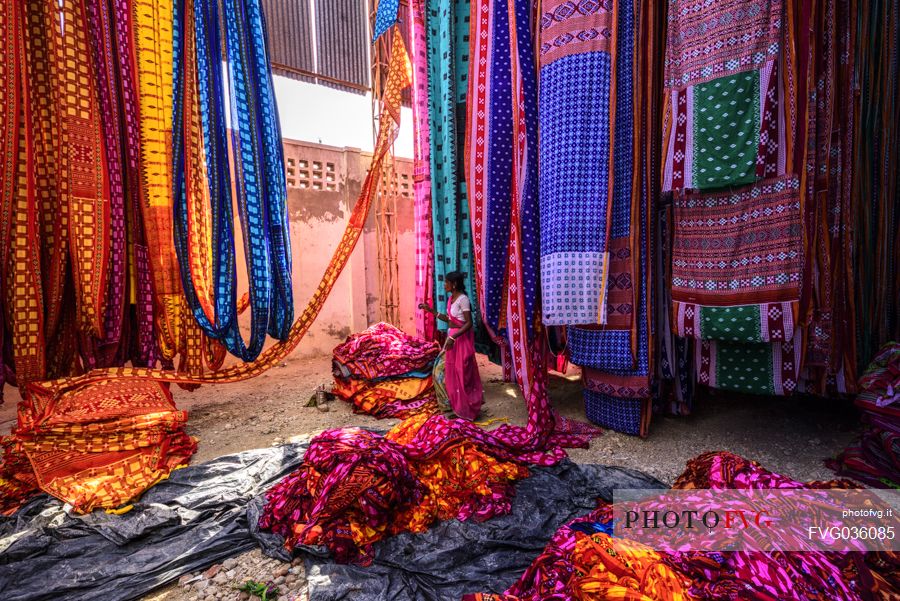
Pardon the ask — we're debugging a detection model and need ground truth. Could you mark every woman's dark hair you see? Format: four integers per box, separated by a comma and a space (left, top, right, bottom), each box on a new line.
445, 271, 467, 293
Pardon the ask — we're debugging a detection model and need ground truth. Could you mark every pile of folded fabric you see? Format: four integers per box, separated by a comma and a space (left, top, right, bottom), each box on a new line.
258, 413, 529, 565
828, 343, 900, 488
331, 323, 441, 419
0, 379, 196, 515
465, 452, 900, 601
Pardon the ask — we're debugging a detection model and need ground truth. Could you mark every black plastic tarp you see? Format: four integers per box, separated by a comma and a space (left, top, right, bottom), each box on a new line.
0, 441, 310, 601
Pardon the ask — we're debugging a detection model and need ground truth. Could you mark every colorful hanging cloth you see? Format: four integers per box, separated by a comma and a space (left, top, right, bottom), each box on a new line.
853, 0, 899, 375
671, 176, 803, 343
798, 0, 858, 396
465, 0, 601, 449
372, 0, 400, 42
409, 0, 437, 341
662, 0, 784, 193
563, 0, 662, 437
538, 0, 617, 327
0, 28, 414, 513
172, 0, 293, 362
426, 0, 479, 334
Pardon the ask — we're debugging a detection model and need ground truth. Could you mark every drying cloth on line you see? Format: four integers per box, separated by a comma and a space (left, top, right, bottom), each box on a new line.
426, 0, 478, 334
409, 0, 437, 342
671, 176, 803, 343
697, 328, 802, 396
538, 0, 616, 327
372, 0, 400, 42
662, 0, 784, 193
0, 441, 311, 601
251, 460, 665, 601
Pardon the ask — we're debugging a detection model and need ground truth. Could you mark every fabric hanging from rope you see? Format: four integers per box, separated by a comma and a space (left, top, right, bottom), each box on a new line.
0, 0, 236, 401
0, 26, 414, 514
373, 0, 401, 43
426, 0, 478, 334
465, 0, 601, 451
172, 0, 293, 363
409, 0, 437, 342
463, 0, 515, 380
561, 0, 660, 437
538, 0, 617, 328
660, 0, 808, 401
852, 0, 899, 375
135, 0, 223, 380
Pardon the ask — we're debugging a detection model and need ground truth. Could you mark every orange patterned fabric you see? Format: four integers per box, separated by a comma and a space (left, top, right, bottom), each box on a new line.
332, 375, 437, 419
25, 29, 413, 396
386, 413, 530, 534
0, 30, 413, 513
2, 379, 195, 514
134, 0, 222, 379
57, 0, 110, 338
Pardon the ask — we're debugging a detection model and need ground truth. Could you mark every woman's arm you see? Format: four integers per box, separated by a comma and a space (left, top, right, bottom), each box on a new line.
418, 302, 449, 323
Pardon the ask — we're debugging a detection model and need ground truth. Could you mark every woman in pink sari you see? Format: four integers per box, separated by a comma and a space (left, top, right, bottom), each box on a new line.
419, 271, 484, 420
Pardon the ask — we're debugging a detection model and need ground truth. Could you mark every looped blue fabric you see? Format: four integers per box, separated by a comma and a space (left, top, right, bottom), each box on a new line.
172, 0, 293, 362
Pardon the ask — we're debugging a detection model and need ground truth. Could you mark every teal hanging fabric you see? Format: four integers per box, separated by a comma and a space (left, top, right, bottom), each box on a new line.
426, 0, 477, 335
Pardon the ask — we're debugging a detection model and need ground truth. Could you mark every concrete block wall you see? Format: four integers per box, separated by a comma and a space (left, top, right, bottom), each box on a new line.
234, 139, 417, 359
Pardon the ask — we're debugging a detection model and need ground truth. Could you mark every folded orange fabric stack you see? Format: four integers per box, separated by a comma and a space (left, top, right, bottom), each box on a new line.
0, 379, 196, 514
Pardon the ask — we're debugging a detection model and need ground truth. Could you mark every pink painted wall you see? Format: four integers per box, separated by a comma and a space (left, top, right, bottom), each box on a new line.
233, 139, 418, 359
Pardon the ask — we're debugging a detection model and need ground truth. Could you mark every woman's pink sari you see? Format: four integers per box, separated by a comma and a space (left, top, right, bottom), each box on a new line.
445, 300, 484, 420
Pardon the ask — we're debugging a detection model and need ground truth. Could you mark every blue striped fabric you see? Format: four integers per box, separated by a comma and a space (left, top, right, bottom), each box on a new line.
172, 0, 293, 362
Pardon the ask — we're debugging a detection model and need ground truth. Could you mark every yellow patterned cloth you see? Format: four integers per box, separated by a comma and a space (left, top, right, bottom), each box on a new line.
332, 375, 438, 419
1, 379, 195, 514
386, 413, 530, 534
569, 532, 691, 601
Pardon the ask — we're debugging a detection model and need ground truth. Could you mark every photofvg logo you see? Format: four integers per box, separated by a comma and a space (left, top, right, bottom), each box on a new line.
612, 489, 900, 553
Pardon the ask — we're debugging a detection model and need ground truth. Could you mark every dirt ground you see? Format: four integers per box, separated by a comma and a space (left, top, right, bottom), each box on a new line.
1, 352, 858, 484
0, 352, 861, 601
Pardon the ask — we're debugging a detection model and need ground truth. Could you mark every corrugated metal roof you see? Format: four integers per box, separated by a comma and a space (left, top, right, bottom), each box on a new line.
315, 0, 370, 93
261, 0, 316, 82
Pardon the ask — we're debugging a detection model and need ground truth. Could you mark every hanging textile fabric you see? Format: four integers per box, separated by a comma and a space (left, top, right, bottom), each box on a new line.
661, 0, 807, 398
135, 0, 222, 380
792, 0, 857, 396
538, 0, 617, 327
373, 0, 400, 43
0, 0, 20, 402
465, 0, 600, 451
113, 0, 158, 368
656, 201, 695, 416
409, 0, 437, 342
2, 0, 117, 388
463, 0, 514, 380
172, 0, 293, 362
1, 28, 415, 514
564, 0, 660, 437
426, 0, 478, 334
853, 0, 899, 376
